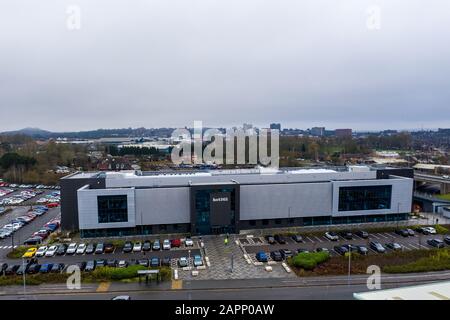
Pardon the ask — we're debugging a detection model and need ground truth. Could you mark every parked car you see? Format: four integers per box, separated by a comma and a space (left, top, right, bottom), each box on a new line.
339, 231, 353, 240
106, 259, 117, 267
27, 264, 41, 274
76, 261, 87, 271
395, 229, 409, 237
171, 239, 181, 248
418, 227, 437, 235
270, 251, 283, 261
143, 240, 152, 251
427, 239, 445, 248
386, 242, 403, 251
50, 263, 65, 273
133, 242, 142, 252
370, 241, 386, 253
39, 263, 53, 273
76, 243, 87, 254
96, 259, 106, 267
152, 240, 161, 251
137, 259, 149, 267
45, 245, 58, 257
122, 241, 133, 253
279, 249, 293, 259
444, 236, 450, 245
35, 246, 48, 257
178, 257, 188, 267
66, 243, 78, 255
325, 231, 339, 241
150, 257, 160, 267
255, 251, 268, 262
5, 265, 20, 275
118, 260, 128, 268
356, 245, 369, 255
265, 235, 276, 244
291, 235, 303, 243
23, 237, 42, 245
163, 239, 171, 250
193, 255, 203, 267
334, 245, 349, 255
162, 257, 171, 266
56, 244, 67, 255
297, 248, 310, 253
104, 243, 114, 253
315, 247, 329, 253
355, 230, 369, 239
406, 228, 415, 236
22, 247, 37, 258
85, 260, 96, 272
16, 264, 29, 275
274, 234, 287, 244
85, 243, 95, 254
94, 243, 104, 254
184, 238, 194, 247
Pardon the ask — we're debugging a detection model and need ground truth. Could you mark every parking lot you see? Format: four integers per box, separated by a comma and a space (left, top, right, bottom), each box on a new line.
0, 188, 58, 207
241, 229, 446, 263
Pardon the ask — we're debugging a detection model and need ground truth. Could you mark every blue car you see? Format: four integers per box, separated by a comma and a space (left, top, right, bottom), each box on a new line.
150, 257, 160, 267
35, 206, 48, 211
255, 251, 268, 262
39, 263, 53, 273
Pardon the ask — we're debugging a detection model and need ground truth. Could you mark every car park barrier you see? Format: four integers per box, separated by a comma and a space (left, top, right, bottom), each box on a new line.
205, 256, 211, 267
173, 269, 179, 280
253, 261, 263, 266
268, 260, 277, 265
265, 266, 273, 272
191, 270, 199, 277
196, 265, 206, 270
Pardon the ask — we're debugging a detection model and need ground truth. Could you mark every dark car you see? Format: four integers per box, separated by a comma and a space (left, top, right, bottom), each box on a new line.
104, 243, 115, 253
122, 241, 133, 253
27, 264, 41, 274
274, 234, 287, 244
85, 261, 96, 272
342, 244, 358, 252
444, 236, 450, 245
142, 240, 152, 251
370, 241, 386, 253
291, 235, 303, 243
355, 230, 369, 239
5, 265, 20, 275
1, 263, 8, 275
95, 243, 104, 254
106, 259, 117, 267
265, 235, 276, 244
255, 251, 268, 262
279, 249, 293, 259
161, 257, 171, 266
137, 259, 149, 267
150, 257, 160, 267
23, 237, 42, 245
315, 247, 329, 253
427, 239, 445, 248
56, 244, 67, 255
395, 229, 409, 237
406, 228, 415, 237
76, 261, 87, 271
297, 248, 310, 253
85, 243, 95, 254
270, 251, 283, 261
386, 242, 403, 251
334, 246, 349, 256
339, 231, 353, 240
39, 263, 53, 273
50, 263, 65, 273
16, 264, 29, 275
96, 259, 106, 267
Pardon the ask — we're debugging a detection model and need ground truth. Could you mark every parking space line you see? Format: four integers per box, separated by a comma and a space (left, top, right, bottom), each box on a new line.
370, 234, 380, 239
313, 236, 323, 243
305, 236, 314, 243
377, 233, 388, 239
417, 243, 430, 249
407, 243, 420, 250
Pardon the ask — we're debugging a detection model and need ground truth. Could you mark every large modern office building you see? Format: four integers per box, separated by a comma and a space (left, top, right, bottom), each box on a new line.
60, 166, 414, 238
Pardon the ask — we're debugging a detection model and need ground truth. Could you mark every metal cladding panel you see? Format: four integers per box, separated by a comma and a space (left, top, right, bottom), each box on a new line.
134, 187, 190, 225
332, 177, 413, 216
77, 187, 136, 230
240, 182, 333, 220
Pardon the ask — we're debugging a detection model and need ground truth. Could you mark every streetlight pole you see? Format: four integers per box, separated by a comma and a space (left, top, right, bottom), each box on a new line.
347, 247, 351, 286
22, 257, 26, 296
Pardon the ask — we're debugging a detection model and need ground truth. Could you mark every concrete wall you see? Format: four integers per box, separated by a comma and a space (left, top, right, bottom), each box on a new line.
134, 187, 190, 225
77, 186, 136, 230
239, 182, 333, 220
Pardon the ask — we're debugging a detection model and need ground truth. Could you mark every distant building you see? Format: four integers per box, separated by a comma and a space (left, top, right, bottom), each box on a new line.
270, 123, 281, 131
311, 127, 325, 137
243, 123, 253, 131
335, 129, 353, 138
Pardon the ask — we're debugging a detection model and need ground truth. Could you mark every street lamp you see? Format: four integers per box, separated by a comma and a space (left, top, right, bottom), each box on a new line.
347, 247, 352, 287
22, 257, 26, 296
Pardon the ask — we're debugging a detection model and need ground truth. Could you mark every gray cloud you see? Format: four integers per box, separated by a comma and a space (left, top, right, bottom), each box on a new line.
1, 0, 449, 131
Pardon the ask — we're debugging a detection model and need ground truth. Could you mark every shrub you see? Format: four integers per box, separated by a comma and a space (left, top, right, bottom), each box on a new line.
435, 225, 449, 235
383, 249, 450, 273
291, 251, 330, 270
6, 246, 33, 259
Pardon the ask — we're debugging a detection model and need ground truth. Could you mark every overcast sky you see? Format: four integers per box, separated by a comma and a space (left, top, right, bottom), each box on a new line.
1, 0, 449, 132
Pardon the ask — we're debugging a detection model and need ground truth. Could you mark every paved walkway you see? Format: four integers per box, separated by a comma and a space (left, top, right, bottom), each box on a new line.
177, 235, 294, 280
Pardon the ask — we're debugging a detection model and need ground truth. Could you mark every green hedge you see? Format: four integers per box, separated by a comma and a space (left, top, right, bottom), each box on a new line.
383, 249, 450, 273
290, 251, 330, 270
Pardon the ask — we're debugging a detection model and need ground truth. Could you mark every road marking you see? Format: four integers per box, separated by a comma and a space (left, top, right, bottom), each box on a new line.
429, 291, 449, 300
171, 279, 183, 290
313, 236, 323, 243
377, 233, 388, 239
305, 236, 314, 243
370, 234, 380, 240
96, 282, 111, 292
407, 243, 420, 249
7, 246, 12, 249
418, 243, 430, 249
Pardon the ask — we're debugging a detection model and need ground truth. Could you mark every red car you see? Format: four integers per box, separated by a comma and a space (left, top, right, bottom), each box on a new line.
170, 239, 181, 248
46, 203, 59, 208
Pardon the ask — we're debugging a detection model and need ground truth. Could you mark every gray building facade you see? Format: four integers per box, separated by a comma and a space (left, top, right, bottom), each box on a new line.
60, 166, 414, 237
